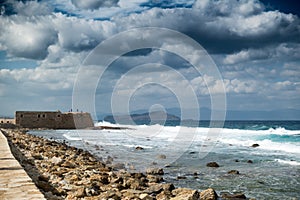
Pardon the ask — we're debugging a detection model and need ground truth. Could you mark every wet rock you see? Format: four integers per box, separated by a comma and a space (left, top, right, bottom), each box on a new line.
200, 188, 218, 200
221, 192, 246, 199
206, 162, 220, 167
157, 154, 167, 159
227, 170, 239, 174
171, 188, 199, 200
251, 143, 259, 148
135, 146, 144, 150
106, 155, 114, 164
112, 163, 125, 170
177, 176, 187, 179
146, 168, 164, 175
247, 160, 253, 164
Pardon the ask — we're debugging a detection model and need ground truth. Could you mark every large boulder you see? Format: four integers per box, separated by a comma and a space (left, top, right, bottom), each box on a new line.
171, 188, 199, 200
200, 188, 218, 200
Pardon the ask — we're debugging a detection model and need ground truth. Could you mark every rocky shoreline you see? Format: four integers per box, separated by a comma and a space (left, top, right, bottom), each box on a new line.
2, 128, 249, 200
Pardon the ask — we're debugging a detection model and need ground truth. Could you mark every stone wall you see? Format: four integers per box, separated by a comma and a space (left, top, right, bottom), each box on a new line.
0, 118, 15, 124
15, 111, 94, 129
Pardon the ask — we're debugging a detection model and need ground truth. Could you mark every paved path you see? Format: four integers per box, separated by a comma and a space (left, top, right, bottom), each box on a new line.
0, 130, 46, 200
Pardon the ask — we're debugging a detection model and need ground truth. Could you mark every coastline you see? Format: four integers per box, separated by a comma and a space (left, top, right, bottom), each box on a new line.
1, 128, 250, 200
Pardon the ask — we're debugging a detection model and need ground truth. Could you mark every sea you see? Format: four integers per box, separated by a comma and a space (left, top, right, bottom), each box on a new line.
28, 120, 300, 199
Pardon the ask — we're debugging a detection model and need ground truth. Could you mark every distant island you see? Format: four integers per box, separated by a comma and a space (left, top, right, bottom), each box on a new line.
104, 111, 180, 125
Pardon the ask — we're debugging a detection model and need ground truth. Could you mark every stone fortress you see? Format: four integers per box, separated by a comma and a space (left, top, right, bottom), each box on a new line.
1, 111, 94, 129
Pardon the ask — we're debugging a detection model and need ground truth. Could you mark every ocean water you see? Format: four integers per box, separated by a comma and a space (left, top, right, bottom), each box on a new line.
29, 120, 300, 199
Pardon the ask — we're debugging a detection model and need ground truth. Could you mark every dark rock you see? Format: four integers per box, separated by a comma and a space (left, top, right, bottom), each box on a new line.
251, 143, 259, 147
37, 181, 52, 192
227, 170, 240, 174
221, 192, 247, 199
206, 162, 220, 167
177, 176, 187, 179
38, 174, 49, 182
234, 159, 239, 162
135, 146, 144, 150
247, 160, 253, 163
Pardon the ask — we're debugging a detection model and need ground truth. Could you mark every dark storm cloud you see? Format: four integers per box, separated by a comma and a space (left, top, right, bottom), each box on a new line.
115, 3, 300, 55
71, 0, 119, 10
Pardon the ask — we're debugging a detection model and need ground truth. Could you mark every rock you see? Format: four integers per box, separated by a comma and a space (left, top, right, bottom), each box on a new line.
144, 184, 164, 194
31, 153, 43, 160
136, 146, 144, 150
221, 192, 246, 199
157, 154, 167, 159
234, 159, 239, 162
227, 170, 239, 174
146, 168, 164, 175
177, 176, 187, 179
200, 188, 218, 200
106, 155, 113, 164
74, 187, 86, 198
206, 162, 220, 167
38, 174, 50, 182
50, 156, 63, 165
251, 143, 259, 147
112, 163, 125, 170
156, 191, 172, 200
171, 188, 199, 200
61, 160, 76, 168
140, 193, 154, 200
37, 181, 52, 192
247, 160, 253, 164
147, 175, 163, 183
162, 183, 175, 192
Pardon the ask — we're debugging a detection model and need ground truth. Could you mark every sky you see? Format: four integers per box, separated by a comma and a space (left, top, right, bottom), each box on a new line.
0, 0, 299, 120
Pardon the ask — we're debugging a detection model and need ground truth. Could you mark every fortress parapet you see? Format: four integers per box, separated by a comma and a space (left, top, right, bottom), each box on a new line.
15, 111, 94, 129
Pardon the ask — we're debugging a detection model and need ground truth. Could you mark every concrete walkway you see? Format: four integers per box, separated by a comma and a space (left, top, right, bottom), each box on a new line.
0, 130, 46, 200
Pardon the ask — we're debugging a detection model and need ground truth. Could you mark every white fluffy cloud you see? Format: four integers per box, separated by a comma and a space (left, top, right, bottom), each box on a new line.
0, 15, 57, 59
0, 0, 299, 116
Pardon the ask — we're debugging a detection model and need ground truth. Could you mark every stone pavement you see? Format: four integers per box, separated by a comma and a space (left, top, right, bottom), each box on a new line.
0, 130, 46, 200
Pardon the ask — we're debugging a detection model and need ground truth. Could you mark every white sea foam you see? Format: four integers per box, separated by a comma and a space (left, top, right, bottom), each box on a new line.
275, 159, 300, 166
63, 132, 82, 141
